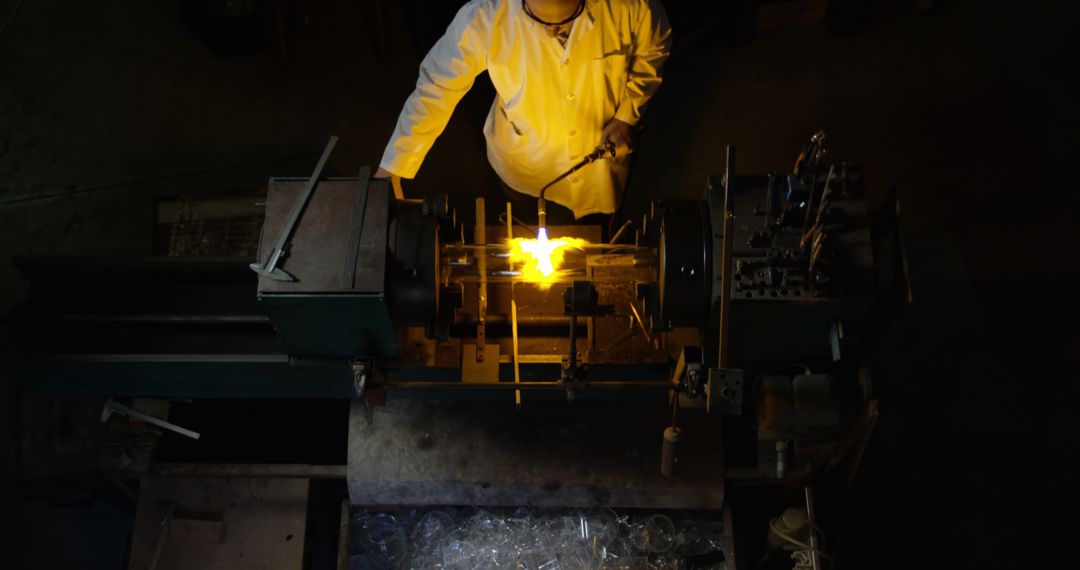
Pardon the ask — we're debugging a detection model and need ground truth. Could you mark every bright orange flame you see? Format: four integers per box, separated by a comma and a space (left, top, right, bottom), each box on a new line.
508, 228, 587, 283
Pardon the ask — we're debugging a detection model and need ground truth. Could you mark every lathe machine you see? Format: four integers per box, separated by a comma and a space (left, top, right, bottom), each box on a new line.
7, 132, 905, 514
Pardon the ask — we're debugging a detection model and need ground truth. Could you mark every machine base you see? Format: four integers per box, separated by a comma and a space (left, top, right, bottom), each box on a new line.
347, 399, 725, 510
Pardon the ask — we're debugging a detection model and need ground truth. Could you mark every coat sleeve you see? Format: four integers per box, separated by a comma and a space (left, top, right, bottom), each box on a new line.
379, 1, 490, 178
613, 0, 672, 126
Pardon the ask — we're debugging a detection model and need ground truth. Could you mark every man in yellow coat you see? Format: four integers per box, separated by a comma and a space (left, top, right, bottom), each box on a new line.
376, 0, 672, 225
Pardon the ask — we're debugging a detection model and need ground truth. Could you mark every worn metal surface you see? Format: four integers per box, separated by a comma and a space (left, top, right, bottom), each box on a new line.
128, 478, 308, 570
347, 399, 725, 510
257, 178, 389, 294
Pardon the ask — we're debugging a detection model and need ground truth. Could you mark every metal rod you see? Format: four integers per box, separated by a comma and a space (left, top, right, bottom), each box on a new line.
444, 243, 653, 253
450, 324, 588, 339
498, 211, 537, 237
102, 400, 201, 440
719, 145, 736, 368
378, 381, 675, 391
599, 326, 637, 353
608, 220, 633, 244
475, 198, 488, 362
41, 314, 271, 325
508, 201, 523, 408
628, 302, 654, 345
445, 273, 649, 285
805, 486, 821, 570
802, 163, 835, 248
142, 463, 347, 479
537, 141, 616, 229
455, 314, 579, 326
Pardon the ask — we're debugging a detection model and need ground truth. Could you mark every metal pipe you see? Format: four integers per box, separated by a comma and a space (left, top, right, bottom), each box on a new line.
802, 163, 835, 248
568, 314, 578, 372
378, 381, 675, 391
498, 211, 537, 237
444, 243, 653, 254
475, 198, 488, 362
628, 302, 653, 345
142, 463, 347, 479
445, 271, 653, 285
449, 324, 587, 339
508, 201, 523, 408
454, 314, 578, 327
608, 220, 633, 244
719, 145, 736, 368
537, 141, 615, 229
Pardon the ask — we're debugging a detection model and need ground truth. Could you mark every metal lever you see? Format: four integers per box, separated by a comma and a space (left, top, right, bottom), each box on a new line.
251, 135, 339, 282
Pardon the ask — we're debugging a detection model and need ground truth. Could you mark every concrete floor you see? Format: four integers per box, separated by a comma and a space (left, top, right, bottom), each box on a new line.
2, 0, 1079, 568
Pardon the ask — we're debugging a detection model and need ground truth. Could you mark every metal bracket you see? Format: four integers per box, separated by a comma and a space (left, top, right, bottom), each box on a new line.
351, 360, 369, 398
674, 346, 706, 408
560, 359, 588, 402
707, 368, 744, 415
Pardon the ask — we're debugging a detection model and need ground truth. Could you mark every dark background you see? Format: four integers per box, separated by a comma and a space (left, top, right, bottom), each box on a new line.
2, 0, 1079, 568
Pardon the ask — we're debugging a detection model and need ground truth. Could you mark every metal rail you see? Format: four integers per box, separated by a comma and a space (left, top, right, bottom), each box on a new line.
40, 314, 271, 325
140, 463, 347, 479
719, 145, 736, 368
376, 381, 674, 391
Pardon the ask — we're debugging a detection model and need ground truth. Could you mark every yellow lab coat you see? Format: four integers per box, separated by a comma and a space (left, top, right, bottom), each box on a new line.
380, 0, 672, 218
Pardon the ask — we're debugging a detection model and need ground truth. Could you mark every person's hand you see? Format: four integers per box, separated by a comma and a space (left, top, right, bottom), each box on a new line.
601, 118, 638, 158
374, 167, 404, 200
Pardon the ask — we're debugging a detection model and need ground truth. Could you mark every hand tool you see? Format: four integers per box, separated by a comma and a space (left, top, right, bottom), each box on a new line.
250, 135, 339, 282
537, 140, 616, 231
101, 399, 201, 440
